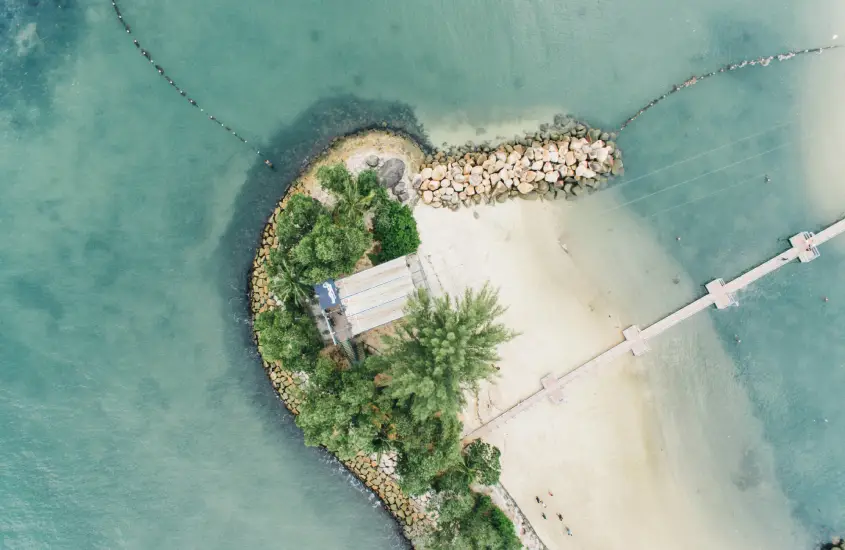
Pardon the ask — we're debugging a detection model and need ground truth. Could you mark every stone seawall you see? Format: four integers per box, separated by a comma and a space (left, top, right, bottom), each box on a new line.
411, 117, 622, 209
249, 131, 434, 545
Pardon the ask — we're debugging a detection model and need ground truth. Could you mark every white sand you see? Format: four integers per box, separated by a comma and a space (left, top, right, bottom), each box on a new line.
414, 195, 805, 549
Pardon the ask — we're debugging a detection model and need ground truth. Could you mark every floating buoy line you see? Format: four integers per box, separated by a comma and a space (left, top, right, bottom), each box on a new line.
619, 45, 842, 131
111, 0, 839, 161
110, 0, 275, 169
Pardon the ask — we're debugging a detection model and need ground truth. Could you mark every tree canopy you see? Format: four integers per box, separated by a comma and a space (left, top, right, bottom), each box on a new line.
274, 193, 325, 252
267, 250, 312, 307
428, 492, 520, 550
255, 162, 519, 546
382, 284, 517, 422
295, 356, 389, 459
254, 308, 323, 374
463, 440, 502, 486
318, 165, 376, 224
371, 200, 420, 264
290, 213, 371, 284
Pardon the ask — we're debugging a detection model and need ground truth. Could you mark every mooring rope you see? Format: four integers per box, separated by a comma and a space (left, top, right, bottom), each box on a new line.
619, 45, 842, 132
110, 0, 275, 168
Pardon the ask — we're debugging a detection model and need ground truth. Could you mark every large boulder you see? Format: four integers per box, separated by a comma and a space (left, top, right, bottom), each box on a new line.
377, 158, 406, 189
517, 182, 534, 194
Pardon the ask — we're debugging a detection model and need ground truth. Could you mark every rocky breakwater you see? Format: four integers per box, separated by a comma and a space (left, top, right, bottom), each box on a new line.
413, 123, 623, 209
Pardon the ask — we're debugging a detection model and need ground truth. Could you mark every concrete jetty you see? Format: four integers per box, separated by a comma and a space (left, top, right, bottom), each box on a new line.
463, 217, 845, 442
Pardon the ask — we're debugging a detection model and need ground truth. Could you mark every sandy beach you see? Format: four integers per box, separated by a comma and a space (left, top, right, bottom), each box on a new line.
414, 193, 805, 549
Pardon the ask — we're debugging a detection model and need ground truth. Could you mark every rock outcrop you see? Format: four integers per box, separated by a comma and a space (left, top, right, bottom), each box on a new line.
377, 158, 406, 189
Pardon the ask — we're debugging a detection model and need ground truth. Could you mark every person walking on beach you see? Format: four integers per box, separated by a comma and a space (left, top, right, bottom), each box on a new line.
557, 513, 563, 521
535, 496, 541, 504
541, 513, 547, 520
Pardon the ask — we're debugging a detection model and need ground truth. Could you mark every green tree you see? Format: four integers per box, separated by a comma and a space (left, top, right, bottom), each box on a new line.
274, 194, 326, 251
463, 440, 502, 486
315, 164, 353, 194
296, 356, 395, 460
267, 251, 312, 307
433, 440, 501, 494
382, 284, 516, 422
392, 411, 464, 495
317, 164, 377, 223
371, 200, 421, 264
253, 308, 322, 373
432, 466, 473, 495
290, 214, 372, 284
337, 175, 376, 223
428, 492, 520, 550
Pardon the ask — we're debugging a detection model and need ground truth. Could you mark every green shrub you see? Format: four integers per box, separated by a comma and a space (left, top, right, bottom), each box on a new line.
254, 308, 322, 374
371, 200, 420, 264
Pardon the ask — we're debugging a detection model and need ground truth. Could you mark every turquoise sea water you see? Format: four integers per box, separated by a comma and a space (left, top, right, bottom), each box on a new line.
1, 0, 843, 548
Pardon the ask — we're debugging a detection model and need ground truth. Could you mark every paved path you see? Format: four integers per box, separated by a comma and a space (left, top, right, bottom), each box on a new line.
463, 217, 845, 442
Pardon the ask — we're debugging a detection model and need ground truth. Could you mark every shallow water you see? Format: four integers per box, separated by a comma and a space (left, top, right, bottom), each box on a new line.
1, 0, 843, 547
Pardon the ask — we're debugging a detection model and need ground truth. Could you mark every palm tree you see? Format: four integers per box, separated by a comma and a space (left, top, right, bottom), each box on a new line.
333, 174, 375, 223
269, 254, 312, 307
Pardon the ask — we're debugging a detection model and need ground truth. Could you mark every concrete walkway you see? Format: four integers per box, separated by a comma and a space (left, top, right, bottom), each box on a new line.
463, 217, 845, 442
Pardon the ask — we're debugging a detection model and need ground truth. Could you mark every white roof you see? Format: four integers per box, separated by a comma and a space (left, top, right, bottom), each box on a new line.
335, 256, 417, 336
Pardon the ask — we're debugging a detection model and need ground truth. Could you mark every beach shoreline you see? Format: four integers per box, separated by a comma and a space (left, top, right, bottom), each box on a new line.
413, 185, 807, 549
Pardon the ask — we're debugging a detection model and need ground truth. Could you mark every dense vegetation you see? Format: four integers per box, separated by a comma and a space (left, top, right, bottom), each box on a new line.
256, 163, 520, 548
371, 200, 420, 264
429, 492, 521, 550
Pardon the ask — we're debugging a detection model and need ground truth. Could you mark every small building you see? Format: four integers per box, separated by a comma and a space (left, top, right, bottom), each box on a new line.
311, 254, 430, 345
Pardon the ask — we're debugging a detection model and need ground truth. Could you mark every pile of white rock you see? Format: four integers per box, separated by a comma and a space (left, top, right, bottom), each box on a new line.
412, 123, 623, 209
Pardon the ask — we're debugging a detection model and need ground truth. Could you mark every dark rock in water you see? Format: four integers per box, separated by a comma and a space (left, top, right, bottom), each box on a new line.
378, 158, 405, 188
553, 113, 571, 127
